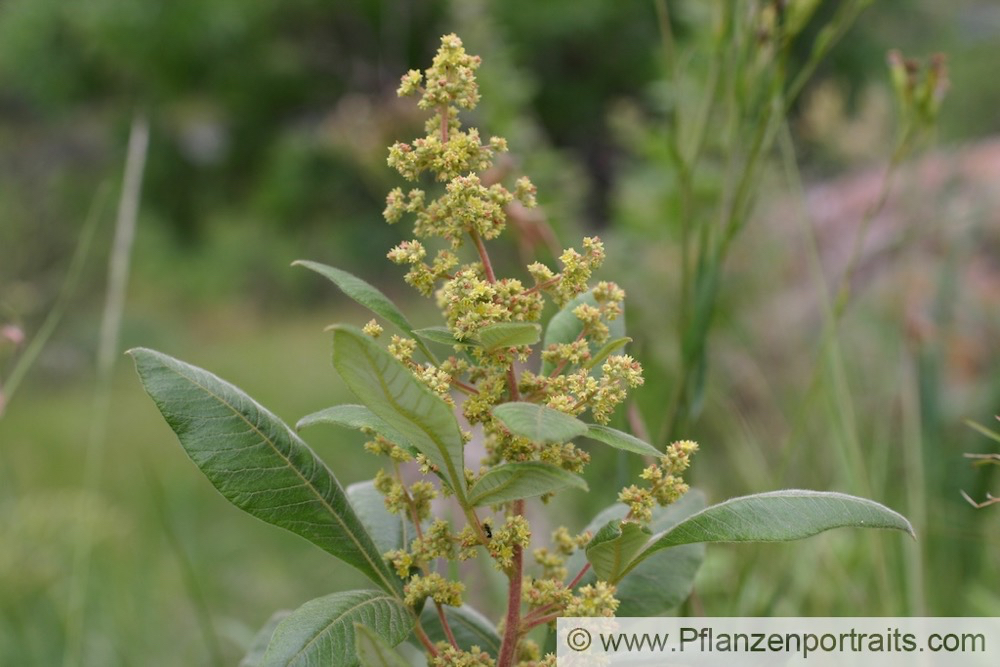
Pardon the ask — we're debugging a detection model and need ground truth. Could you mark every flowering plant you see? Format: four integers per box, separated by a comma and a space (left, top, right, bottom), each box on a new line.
131, 35, 913, 667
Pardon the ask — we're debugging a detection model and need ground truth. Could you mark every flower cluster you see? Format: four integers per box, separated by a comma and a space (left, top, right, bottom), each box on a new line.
618, 440, 699, 522
358, 33, 696, 665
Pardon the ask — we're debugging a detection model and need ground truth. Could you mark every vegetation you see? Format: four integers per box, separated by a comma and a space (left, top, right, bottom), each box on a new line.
132, 34, 911, 666
3, 2, 999, 666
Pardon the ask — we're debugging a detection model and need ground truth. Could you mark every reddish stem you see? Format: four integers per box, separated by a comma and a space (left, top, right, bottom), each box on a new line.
521, 611, 560, 632
413, 622, 439, 657
470, 230, 497, 283
523, 275, 562, 295
567, 562, 591, 590
496, 499, 526, 667
435, 601, 460, 650
440, 104, 449, 143
451, 377, 480, 395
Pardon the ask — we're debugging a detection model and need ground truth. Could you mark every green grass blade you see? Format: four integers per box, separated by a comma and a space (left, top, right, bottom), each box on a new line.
128, 347, 401, 596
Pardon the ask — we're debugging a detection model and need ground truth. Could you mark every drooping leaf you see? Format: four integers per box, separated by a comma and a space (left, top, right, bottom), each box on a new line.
582, 337, 631, 371
419, 604, 501, 656
472, 322, 541, 350
239, 611, 290, 667
585, 424, 661, 457
566, 491, 706, 615
128, 348, 401, 596
263, 590, 413, 667
412, 326, 471, 348
296, 405, 417, 458
348, 481, 416, 555
621, 490, 915, 580
330, 326, 467, 501
354, 624, 411, 667
491, 402, 588, 443
585, 519, 651, 582
541, 290, 626, 375
468, 462, 587, 507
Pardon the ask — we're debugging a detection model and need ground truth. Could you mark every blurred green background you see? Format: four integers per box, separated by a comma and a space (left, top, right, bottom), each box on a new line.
2, 0, 999, 664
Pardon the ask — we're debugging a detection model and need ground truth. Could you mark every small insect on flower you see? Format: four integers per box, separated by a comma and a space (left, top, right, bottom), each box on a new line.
483, 521, 493, 539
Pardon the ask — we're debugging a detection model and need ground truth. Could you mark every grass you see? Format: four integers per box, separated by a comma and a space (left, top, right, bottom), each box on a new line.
0, 306, 385, 666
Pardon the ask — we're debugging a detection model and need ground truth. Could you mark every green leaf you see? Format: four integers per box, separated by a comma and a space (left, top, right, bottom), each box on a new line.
296, 404, 418, 458
566, 491, 706, 614
330, 326, 468, 501
239, 611, 290, 667
354, 624, 411, 667
412, 326, 471, 348
585, 424, 661, 457
491, 402, 588, 443
582, 337, 631, 371
541, 290, 626, 375
610, 492, 706, 614
348, 481, 416, 555
468, 462, 588, 507
128, 348, 401, 596
419, 604, 501, 656
472, 322, 541, 350
263, 590, 413, 667
585, 519, 651, 582
622, 490, 915, 580
293, 261, 414, 336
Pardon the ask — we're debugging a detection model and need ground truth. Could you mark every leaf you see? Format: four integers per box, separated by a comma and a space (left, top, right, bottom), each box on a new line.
296, 404, 417, 458
348, 481, 416, 555
128, 348, 401, 596
566, 491, 706, 615
239, 611, 290, 667
622, 490, 915, 580
541, 290, 626, 375
472, 322, 541, 350
330, 326, 468, 501
585, 424, 661, 457
354, 624, 411, 667
419, 604, 501, 656
412, 326, 471, 348
293, 261, 414, 336
582, 337, 631, 371
263, 590, 413, 667
611, 492, 706, 614
491, 402, 588, 443
585, 519, 651, 582
468, 462, 588, 507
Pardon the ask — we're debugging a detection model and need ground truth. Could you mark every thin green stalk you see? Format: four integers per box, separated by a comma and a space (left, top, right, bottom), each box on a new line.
144, 466, 226, 667
63, 114, 149, 667
2, 183, 110, 406
775, 120, 894, 610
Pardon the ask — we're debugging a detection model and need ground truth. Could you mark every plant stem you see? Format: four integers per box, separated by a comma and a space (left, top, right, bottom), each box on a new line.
63, 114, 149, 667
413, 621, 440, 657
567, 562, 591, 590
471, 229, 497, 283
521, 612, 560, 632
435, 601, 460, 650
496, 499, 525, 667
